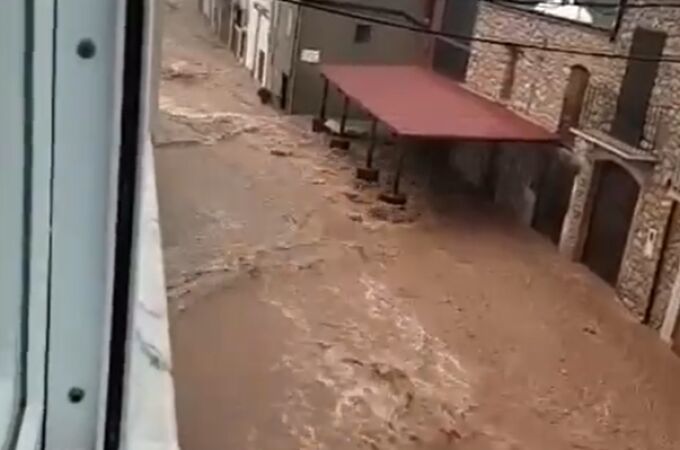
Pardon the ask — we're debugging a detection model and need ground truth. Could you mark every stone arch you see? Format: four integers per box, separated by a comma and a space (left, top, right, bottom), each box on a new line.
590, 149, 648, 187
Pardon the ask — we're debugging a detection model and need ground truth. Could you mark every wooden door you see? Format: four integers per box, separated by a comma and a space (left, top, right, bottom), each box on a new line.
239, 30, 247, 59
230, 6, 242, 54
257, 50, 265, 84
230, 24, 238, 54
582, 162, 640, 285
280, 73, 289, 110
219, 2, 231, 43
532, 152, 577, 244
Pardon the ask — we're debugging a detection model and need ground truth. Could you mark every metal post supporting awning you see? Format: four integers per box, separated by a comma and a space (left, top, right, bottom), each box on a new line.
312, 64, 558, 204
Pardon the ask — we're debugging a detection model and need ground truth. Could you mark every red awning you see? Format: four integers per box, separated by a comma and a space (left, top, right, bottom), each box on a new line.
321, 65, 557, 142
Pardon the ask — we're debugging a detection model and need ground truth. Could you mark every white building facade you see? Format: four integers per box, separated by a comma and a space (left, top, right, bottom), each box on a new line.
201, 0, 273, 88
244, 0, 272, 87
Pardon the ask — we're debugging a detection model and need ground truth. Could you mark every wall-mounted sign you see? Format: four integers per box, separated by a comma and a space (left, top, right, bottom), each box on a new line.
300, 48, 320, 64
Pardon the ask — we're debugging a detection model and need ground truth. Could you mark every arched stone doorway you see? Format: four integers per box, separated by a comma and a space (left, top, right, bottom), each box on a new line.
582, 161, 640, 285
558, 65, 590, 144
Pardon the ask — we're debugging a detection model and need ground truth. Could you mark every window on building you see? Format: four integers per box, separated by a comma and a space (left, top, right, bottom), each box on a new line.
354, 23, 372, 43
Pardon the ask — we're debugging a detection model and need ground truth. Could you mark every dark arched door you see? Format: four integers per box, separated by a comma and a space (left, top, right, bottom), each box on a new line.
582, 161, 640, 285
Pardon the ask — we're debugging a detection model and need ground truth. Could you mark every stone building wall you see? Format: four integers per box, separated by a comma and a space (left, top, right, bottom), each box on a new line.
466, 3, 625, 131
614, 7, 680, 324
616, 8, 680, 153
463, 2, 680, 331
559, 139, 677, 322
649, 203, 680, 328
617, 182, 674, 318
462, 4, 626, 243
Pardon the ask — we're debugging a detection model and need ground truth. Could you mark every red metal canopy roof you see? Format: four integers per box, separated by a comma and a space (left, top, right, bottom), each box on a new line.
321, 65, 557, 142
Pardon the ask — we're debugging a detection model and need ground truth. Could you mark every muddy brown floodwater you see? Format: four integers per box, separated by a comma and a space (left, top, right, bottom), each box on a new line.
156, 2, 680, 450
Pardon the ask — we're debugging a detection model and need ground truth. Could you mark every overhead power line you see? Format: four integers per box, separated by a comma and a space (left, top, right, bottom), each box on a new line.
315, 0, 680, 8
490, 0, 680, 8
279, 0, 680, 63
481, 0, 677, 8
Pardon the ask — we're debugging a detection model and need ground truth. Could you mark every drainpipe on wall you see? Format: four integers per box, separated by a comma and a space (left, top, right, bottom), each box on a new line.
610, 0, 628, 42
426, 0, 447, 67
268, 1, 278, 89
287, 4, 303, 113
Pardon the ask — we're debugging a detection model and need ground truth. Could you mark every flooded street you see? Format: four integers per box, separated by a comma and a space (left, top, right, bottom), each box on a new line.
157, 2, 680, 449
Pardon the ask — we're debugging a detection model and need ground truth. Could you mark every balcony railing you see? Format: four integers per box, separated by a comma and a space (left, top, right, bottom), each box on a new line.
579, 84, 675, 153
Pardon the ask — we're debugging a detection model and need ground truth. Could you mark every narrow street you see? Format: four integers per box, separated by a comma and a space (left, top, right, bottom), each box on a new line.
157, 2, 680, 449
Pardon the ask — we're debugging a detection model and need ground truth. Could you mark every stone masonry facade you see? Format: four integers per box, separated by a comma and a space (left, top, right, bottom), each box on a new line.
464, 2, 680, 333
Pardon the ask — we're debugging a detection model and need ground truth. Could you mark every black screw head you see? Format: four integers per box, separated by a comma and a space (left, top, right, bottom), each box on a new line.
76, 39, 96, 59
68, 387, 85, 403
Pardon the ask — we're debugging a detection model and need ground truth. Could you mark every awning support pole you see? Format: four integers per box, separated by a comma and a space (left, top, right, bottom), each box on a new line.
355, 118, 380, 182
392, 145, 407, 196
319, 78, 329, 121
340, 95, 350, 136
366, 118, 377, 168
312, 77, 330, 132
378, 139, 408, 205
319, 77, 329, 121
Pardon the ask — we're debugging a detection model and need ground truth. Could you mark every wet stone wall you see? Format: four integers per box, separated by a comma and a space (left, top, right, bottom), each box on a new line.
464, 4, 680, 332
